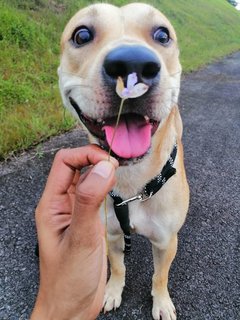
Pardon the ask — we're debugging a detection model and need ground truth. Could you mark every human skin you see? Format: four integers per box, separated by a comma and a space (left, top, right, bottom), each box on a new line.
31, 145, 118, 320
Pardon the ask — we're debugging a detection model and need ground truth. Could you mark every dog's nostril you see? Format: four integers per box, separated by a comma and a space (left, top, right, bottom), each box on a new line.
104, 61, 128, 79
103, 45, 160, 85
142, 62, 160, 79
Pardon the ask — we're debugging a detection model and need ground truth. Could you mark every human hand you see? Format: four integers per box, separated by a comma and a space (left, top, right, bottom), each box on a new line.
31, 145, 118, 320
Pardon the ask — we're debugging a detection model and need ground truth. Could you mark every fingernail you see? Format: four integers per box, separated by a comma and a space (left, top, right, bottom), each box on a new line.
109, 156, 119, 168
91, 161, 114, 179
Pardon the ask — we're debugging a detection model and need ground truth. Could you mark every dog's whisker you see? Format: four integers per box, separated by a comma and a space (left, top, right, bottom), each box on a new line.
160, 85, 181, 90
59, 70, 88, 80
160, 97, 179, 109
162, 70, 182, 78
63, 84, 93, 90
141, 88, 180, 99
170, 70, 182, 77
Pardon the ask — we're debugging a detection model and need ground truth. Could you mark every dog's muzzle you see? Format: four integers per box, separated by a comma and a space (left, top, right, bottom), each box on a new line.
69, 95, 160, 164
68, 45, 162, 165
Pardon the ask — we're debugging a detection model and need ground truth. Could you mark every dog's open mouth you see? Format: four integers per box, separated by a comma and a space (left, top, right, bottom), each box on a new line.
69, 97, 159, 162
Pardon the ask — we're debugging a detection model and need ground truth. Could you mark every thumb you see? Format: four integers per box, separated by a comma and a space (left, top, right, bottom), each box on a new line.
69, 160, 116, 241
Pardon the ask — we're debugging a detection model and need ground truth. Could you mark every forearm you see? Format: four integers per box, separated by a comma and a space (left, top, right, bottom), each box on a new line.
31, 296, 95, 320
31, 243, 106, 320
31, 149, 116, 320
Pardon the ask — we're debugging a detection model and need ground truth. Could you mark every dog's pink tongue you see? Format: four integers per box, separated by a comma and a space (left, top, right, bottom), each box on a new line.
103, 115, 152, 159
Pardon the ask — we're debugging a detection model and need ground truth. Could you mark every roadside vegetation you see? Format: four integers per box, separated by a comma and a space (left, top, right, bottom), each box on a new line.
0, 0, 240, 160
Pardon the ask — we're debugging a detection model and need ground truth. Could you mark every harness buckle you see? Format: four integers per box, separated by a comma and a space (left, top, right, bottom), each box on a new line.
115, 191, 153, 207
139, 191, 153, 202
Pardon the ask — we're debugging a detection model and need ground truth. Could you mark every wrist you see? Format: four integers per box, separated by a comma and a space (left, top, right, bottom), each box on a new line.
31, 292, 96, 320
30, 292, 54, 320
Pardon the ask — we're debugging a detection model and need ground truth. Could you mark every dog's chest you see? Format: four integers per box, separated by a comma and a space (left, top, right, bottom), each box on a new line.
104, 166, 181, 248
129, 201, 170, 244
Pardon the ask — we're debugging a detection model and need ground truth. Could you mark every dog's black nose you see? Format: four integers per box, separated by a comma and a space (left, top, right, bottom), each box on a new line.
103, 45, 160, 86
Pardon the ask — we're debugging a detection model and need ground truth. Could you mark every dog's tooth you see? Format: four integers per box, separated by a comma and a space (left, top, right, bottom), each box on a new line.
97, 118, 106, 125
144, 115, 150, 123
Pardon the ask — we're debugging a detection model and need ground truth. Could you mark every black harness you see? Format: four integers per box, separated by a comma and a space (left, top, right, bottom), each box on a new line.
109, 143, 177, 254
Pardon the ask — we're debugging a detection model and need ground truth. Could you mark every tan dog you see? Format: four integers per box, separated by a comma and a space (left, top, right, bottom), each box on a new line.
58, 3, 189, 320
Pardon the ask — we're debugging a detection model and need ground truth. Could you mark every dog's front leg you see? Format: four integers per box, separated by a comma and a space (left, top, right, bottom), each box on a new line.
151, 235, 177, 320
103, 233, 126, 313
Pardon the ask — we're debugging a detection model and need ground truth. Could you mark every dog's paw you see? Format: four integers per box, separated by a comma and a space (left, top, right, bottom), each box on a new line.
103, 280, 123, 313
152, 295, 176, 320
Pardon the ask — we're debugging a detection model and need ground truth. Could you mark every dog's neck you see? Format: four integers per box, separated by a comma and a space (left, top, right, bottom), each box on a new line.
114, 106, 180, 198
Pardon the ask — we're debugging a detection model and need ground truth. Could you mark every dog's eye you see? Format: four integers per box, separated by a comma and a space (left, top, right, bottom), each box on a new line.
71, 27, 93, 47
153, 27, 170, 45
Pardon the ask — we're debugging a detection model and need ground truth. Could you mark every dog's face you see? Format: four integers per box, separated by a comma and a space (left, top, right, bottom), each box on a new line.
58, 3, 181, 165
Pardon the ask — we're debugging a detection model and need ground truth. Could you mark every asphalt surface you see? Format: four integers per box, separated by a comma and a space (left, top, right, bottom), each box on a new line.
0, 52, 240, 320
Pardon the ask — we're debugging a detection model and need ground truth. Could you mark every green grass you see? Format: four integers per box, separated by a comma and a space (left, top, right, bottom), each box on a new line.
0, 0, 240, 160
156, 0, 240, 70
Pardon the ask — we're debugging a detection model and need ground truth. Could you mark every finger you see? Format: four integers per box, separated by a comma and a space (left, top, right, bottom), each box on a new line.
44, 145, 118, 197
67, 170, 81, 195
69, 160, 116, 245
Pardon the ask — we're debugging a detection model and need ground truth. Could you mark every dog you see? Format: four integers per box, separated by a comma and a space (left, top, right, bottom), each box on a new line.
58, 3, 189, 320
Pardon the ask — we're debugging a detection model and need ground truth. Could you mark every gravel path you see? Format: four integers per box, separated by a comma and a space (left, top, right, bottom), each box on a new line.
0, 52, 239, 320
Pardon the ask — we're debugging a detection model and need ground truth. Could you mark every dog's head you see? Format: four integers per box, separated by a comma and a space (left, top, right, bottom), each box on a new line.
58, 3, 181, 165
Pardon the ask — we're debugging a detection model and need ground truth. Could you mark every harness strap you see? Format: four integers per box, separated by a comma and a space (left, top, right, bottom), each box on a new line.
109, 143, 177, 254
111, 196, 131, 254
144, 144, 177, 197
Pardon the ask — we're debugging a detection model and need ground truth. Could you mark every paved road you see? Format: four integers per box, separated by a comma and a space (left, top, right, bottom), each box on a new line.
0, 52, 239, 320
